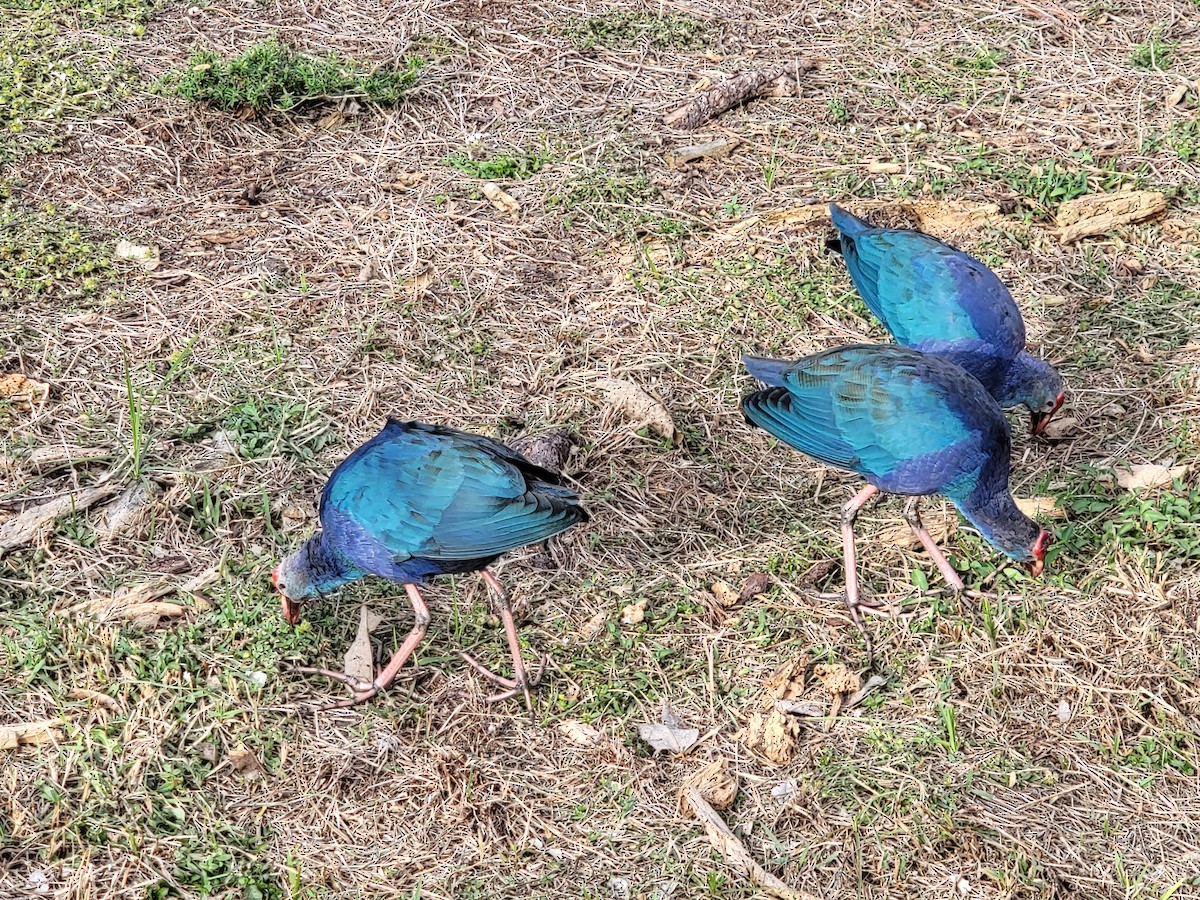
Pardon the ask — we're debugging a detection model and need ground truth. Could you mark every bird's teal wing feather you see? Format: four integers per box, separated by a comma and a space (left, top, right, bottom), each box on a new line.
321, 422, 584, 563
830, 206, 1025, 360
742, 347, 974, 482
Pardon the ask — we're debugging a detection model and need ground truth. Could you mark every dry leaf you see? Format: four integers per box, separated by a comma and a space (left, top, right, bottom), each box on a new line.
867, 160, 902, 174
382, 172, 426, 191
681, 788, 821, 900
343, 606, 384, 685
681, 759, 738, 810
812, 663, 860, 695
595, 377, 676, 441
1015, 496, 1065, 519
580, 607, 609, 639
621, 597, 647, 626
741, 709, 800, 764
0, 374, 50, 408
878, 506, 957, 549
114, 240, 161, 271
638, 702, 699, 753
0, 719, 62, 750
844, 674, 889, 710
482, 182, 520, 218
1117, 463, 1187, 491
665, 138, 741, 167
227, 745, 264, 780
775, 700, 824, 716
1042, 415, 1077, 440
711, 580, 739, 608
738, 572, 770, 602
762, 656, 808, 706
559, 720, 605, 746
398, 263, 435, 298
1166, 84, 1189, 107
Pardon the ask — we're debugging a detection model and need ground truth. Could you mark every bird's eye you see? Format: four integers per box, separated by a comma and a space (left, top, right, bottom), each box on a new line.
277, 581, 286, 591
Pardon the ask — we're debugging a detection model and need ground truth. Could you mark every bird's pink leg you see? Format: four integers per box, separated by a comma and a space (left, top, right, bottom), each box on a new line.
902, 497, 964, 592
460, 569, 544, 713
840, 484, 880, 657
295, 583, 430, 711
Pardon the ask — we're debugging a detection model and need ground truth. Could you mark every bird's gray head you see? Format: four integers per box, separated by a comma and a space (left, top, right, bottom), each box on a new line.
1005, 354, 1064, 436
271, 548, 318, 625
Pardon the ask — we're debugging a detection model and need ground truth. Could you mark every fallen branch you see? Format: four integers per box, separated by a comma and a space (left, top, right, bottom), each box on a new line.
0, 719, 62, 750
664, 61, 815, 130
681, 787, 823, 900
0, 479, 123, 555
1056, 190, 1167, 243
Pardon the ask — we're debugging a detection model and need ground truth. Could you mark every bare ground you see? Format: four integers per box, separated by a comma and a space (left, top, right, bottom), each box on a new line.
3, 0, 1200, 898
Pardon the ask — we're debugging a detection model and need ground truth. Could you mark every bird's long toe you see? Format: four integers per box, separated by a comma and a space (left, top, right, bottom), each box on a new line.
460, 651, 546, 711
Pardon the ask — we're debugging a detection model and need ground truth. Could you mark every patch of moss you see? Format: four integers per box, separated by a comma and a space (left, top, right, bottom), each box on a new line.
0, 33, 136, 163
0, 201, 117, 305
563, 11, 707, 50
161, 35, 422, 113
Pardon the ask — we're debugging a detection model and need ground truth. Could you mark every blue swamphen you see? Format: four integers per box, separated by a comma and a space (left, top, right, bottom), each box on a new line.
743, 346, 1051, 645
828, 203, 1065, 435
273, 419, 588, 710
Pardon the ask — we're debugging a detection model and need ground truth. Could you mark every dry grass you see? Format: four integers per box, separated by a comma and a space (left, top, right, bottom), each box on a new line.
3, 0, 1200, 898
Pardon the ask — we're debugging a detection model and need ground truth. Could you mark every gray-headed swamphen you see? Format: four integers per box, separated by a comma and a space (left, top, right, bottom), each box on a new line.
828, 203, 1065, 435
743, 346, 1051, 650
272, 419, 588, 710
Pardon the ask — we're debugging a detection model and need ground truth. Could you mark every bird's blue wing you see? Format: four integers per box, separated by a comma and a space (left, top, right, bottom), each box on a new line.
831, 210, 1025, 361
742, 347, 983, 490
321, 421, 585, 564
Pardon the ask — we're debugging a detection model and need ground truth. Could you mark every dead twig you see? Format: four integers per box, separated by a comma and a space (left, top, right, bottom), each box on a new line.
681, 787, 824, 900
663, 62, 815, 130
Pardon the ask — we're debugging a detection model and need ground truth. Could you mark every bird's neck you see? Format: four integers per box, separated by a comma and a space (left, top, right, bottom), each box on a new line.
300, 533, 365, 594
950, 479, 1042, 561
994, 351, 1047, 409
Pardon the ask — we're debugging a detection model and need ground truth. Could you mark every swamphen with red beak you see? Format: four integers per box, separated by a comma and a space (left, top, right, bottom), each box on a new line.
273, 419, 588, 710
743, 346, 1051, 647
828, 204, 1065, 435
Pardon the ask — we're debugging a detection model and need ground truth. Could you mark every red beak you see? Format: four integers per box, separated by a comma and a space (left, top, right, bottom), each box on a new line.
281, 594, 302, 626
1030, 392, 1066, 436
1028, 529, 1052, 578
272, 567, 302, 626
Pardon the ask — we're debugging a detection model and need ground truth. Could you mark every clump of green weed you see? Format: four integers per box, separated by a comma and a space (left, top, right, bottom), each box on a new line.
161, 35, 422, 113
0, 33, 136, 162
443, 148, 549, 179
1170, 115, 1199, 164
222, 399, 337, 461
1130, 29, 1174, 70
563, 11, 707, 50
547, 167, 660, 234
0, 201, 116, 305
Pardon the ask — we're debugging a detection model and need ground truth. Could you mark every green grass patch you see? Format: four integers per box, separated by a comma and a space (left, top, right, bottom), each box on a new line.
1130, 29, 1174, 70
0, 0, 156, 22
1170, 115, 1199, 164
562, 10, 707, 50
0, 31, 136, 163
443, 147, 550, 180
548, 166, 661, 235
160, 35, 422, 113
0, 201, 117, 305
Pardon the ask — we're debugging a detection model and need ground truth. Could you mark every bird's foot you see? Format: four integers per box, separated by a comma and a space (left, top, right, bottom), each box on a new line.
460, 651, 547, 710
292, 665, 383, 710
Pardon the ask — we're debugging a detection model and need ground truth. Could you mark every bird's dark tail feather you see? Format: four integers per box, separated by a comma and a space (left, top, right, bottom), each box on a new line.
742, 354, 792, 387
829, 202, 871, 237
